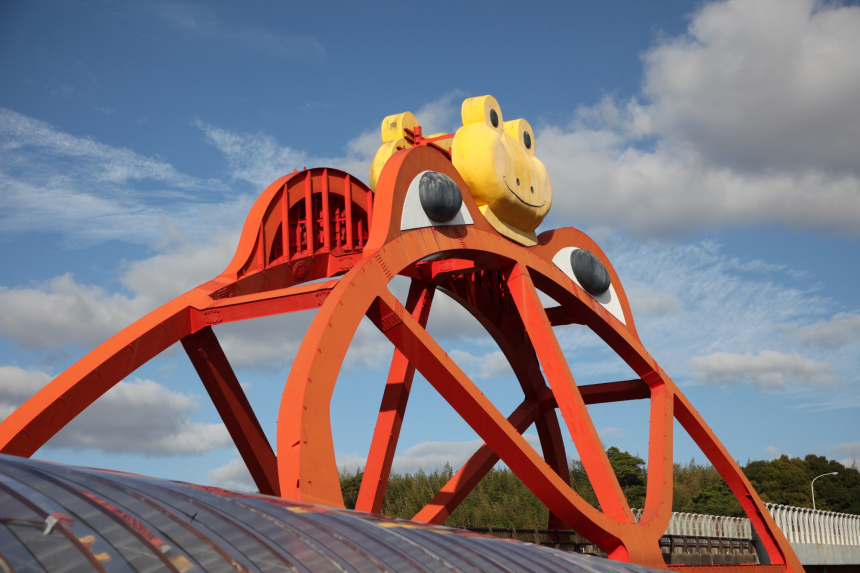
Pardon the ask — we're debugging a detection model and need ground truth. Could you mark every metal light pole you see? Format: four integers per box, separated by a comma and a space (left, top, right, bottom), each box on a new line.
811, 472, 838, 510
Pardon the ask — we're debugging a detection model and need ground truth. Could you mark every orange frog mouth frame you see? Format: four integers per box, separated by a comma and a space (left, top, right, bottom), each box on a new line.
503, 175, 546, 209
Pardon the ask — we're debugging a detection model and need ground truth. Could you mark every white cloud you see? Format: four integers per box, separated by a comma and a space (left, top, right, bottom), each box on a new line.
195, 119, 378, 189
413, 91, 463, 135
0, 366, 231, 455
0, 367, 53, 420
0, 217, 401, 372
208, 452, 255, 491
425, 288, 493, 342
789, 313, 860, 350
0, 275, 147, 350
337, 433, 544, 475
119, 228, 239, 307
195, 91, 465, 192
539, 0, 860, 238
556, 238, 829, 378
544, 235, 860, 409
627, 289, 685, 317
0, 230, 237, 351
0, 107, 250, 246
689, 350, 832, 389
642, 0, 860, 174
448, 350, 511, 380
0, 108, 198, 186
541, 115, 860, 239
826, 441, 860, 469
598, 427, 626, 441
766, 445, 780, 460
0, 91, 464, 252
194, 119, 313, 189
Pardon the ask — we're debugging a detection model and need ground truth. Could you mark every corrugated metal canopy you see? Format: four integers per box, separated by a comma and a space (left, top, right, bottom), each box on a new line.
0, 454, 661, 573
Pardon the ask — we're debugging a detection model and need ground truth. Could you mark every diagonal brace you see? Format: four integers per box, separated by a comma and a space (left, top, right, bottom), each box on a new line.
365, 288, 620, 550
182, 326, 279, 496
356, 280, 434, 513
412, 397, 544, 524
506, 263, 633, 525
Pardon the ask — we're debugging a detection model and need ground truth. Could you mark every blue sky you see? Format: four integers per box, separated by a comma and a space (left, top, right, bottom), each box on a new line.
0, 0, 858, 494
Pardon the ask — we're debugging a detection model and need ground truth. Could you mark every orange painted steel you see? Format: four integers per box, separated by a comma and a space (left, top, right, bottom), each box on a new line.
355, 279, 435, 514
0, 147, 803, 573
181, 326, 280, 496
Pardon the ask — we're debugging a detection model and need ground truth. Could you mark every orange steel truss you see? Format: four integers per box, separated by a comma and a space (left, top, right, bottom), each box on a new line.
0, 147, 803, 573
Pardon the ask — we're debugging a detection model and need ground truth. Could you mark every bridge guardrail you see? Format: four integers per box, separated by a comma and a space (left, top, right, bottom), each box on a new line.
631, 508, 752, 539
466, 505, 859, 566
765, 503, 860, 546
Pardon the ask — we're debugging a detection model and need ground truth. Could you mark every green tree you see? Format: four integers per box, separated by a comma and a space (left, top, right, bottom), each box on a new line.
682, 479, 744, 517
339, 467, 363, 510
444, 466, 548, 528
745, 455, 814, 507
569, 459, 597, 505
802, 455, 860, 514
606, 447, 647, 509
382, 465, 454, 519
338, 449, 860, 529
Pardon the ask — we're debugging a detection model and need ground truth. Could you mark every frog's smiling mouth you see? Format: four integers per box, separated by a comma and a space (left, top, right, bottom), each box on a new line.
503, 177, 546, 209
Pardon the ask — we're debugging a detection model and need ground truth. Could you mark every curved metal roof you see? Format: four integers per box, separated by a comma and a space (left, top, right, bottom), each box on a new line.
0, 454, 661, 573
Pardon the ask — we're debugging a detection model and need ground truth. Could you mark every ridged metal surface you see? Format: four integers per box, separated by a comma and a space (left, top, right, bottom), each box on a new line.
0, 454, 663, 573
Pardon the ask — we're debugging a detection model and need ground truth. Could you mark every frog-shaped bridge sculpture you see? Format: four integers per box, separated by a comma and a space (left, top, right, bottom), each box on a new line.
0, 96, 802, 573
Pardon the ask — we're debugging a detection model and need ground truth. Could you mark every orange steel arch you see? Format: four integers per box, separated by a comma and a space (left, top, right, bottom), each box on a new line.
0, 146, 802, 573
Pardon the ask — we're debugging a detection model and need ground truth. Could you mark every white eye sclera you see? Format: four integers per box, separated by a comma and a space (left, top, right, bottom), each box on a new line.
551, 247, 626, 325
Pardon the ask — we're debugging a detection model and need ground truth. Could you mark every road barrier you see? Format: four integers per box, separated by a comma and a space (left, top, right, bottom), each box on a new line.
765, 503, 860, 566
631, 508, 753, 539
467, 505, 860, 567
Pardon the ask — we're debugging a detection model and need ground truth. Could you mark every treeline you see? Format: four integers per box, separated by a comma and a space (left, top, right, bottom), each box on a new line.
339, 448, 860, 529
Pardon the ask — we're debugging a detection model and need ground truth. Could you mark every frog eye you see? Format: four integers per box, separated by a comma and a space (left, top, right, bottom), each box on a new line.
524, 131, 532, 149
570, 249, 611, 295
419, 172, 463, 222
490, 109, 499, 128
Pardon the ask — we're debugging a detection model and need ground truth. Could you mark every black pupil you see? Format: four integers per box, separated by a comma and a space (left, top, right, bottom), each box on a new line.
524, 131, 532, 149
530, 186, 534, 194
516, 178, 520, 186
490, 109, 499, 127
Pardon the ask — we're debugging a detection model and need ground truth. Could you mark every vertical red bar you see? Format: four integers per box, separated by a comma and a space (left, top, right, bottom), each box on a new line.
257, 225, 265, 269
281, 184, 289, 261
321, 169, 330, 252
304, 170, 314, 254
366, 188, 373, 235
333, 208, 340, 249
355, 281, 435, 514
344, 174, 353, 250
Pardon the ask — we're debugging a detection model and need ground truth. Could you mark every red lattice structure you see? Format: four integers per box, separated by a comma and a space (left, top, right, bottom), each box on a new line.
0, 145, 803, 573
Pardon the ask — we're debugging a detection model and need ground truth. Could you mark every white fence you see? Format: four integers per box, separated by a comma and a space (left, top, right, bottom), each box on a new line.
766, 503, 860, 546
625, 505, 860, 565
630, 508, 752, 538
630, 505, 860, 546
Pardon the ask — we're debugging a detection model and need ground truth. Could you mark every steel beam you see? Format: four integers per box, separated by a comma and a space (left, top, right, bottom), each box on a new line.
182, 326, 279, 496
364, 287, 623, 552
412, 398, 543, 524
355, 280, 435, 513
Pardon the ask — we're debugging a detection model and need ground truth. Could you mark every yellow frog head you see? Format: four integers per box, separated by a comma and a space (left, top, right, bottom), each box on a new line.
451, 95, 552, 246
